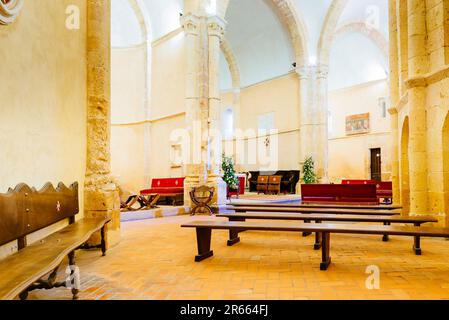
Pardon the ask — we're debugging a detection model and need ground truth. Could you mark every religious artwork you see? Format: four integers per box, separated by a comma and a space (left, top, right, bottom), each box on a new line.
346, 113, 370, 135
0, 0, 24, 25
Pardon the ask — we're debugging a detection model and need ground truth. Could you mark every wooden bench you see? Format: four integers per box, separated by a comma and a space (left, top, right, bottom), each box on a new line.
181, 220, 449, 271
228, 206, 401, 216
0, 182, 110, 300
301, 184, 378, 204
217, 212, 438, 249
229, 203, 402, 210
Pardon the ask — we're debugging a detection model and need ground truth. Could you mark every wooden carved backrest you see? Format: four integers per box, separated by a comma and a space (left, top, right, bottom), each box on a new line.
190, 186, 214, 202
269, 176, 282, 184
0, 182, 79, 247
257, 176, 268, 184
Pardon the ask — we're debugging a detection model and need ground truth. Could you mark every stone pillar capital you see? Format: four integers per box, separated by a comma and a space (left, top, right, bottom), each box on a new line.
316, 64, 329, 79
207, 15, 226, 39
180, 14, 201, 36
388, 107, 398, 115
295, 66, 310, 80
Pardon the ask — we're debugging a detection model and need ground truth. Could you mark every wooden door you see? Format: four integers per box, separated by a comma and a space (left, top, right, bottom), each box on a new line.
370, 148, 382, 181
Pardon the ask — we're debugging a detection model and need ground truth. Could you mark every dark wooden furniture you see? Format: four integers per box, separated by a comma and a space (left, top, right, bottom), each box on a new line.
248, 171, 300, 194
181, 220, 449, 270
228, 206, 401, 216
229, 202, 402, 210
140, 177, 185, 205
217, 212, 438, 248
0, 182, 110, 300
120, 194, 160, 211
256, 176, 269, 194
267, 176, 282, 195
301, 184, 378, 204
190, 186, 215, 216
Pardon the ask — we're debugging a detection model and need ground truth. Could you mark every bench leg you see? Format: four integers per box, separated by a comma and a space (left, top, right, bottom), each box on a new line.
68, 251, 79, 300
228, 229, 241, 246
382, 222, 390, 242
101, 225, 107, 257
414, 236, 422, 255
195, 228, 214, 262
320, 233, 332, 271
314, 220, 322, 250
302, 220, 312, 237
227, 218, 245, 246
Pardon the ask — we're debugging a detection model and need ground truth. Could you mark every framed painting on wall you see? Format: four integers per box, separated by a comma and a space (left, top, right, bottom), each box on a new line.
346, 113, 370, 135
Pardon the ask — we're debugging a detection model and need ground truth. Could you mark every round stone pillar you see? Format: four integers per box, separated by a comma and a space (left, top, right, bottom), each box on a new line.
389, 0, 401, 205
407, 0, 428, 215
315, 65, 330, 182
85, 0, 121, 248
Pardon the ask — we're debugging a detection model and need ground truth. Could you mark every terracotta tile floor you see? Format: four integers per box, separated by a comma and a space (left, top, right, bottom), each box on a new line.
30, 215, 449, 300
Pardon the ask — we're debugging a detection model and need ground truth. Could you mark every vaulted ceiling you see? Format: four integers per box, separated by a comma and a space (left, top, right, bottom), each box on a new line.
111, 0, 389, 92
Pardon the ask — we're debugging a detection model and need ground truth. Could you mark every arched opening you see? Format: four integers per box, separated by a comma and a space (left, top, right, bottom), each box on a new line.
110, 0, 151, 195
443, 113, 449, 224
222, 107, 234, 140
401, 117, 410, 215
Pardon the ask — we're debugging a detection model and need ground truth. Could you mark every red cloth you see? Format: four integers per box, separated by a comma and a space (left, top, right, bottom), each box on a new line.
140, 177, 185, 195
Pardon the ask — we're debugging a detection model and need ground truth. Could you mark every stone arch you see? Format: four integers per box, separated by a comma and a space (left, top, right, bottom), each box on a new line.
222, 0, 309, 66
334, 22, 389, 60
220, 38, 240, 90
128, 0, 152, 42
443, 113, 449, 223
317, 0, 348, 66
401, 116, 410, 215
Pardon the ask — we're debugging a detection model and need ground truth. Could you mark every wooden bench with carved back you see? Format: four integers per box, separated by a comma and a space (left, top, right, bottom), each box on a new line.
0, 182, 111, 300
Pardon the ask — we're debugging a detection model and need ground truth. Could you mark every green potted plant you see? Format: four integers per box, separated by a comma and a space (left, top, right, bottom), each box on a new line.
222, 154, 239, 198
302, 156, 317, 184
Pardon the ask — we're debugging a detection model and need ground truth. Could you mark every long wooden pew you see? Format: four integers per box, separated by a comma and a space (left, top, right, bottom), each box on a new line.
182, 220, 449, 270
228, 202, 402, 210
217, 212, 438, 250
227, 206, 401, 216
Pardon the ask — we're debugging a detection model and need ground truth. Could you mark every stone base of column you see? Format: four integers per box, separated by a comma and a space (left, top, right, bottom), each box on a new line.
84, 187, 121, 249
206, 174, 227, 212
184, 173, 227, 213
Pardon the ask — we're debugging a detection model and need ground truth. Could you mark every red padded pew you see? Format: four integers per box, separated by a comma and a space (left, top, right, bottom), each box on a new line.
140, 177, 185, 196
342, 180, 393, 204
301, 184, 378, 205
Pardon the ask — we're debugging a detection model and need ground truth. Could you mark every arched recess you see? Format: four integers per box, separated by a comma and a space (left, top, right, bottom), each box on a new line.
401, 117, 410, 215
220, 37, 241, 131
110, 0, 152, 193
317, 0, 349, 66
334, 22, 389, 59
220, 38, 240, 90
222, 0, 309, 66
128, 0, 152, 118
443, 113, 449, 223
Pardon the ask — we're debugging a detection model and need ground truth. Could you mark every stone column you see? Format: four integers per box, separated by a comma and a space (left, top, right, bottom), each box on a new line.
315, 64, 330, 182
407, 0, 428, 215
85, 0, 121, 247
205, 16, 227, 208
389, 0, 401, 204
296, 66, 312, 178
180, 14, 203, 207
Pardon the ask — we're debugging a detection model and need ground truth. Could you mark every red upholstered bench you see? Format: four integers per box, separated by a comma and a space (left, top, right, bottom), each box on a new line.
342, 180, 393, 204
301, 184, 378, 205
140, 177, 185, 205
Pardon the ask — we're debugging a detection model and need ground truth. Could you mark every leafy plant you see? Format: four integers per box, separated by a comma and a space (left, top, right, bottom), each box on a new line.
302, 156, 317, 184
222, 154, 239, 190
